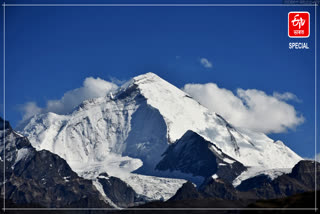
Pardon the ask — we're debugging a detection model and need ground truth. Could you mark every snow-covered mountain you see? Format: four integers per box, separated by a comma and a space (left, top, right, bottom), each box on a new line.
18, 72, 302, 200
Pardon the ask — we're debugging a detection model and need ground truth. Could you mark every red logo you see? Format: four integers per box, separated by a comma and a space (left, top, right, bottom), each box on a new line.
288, 12, 310, 38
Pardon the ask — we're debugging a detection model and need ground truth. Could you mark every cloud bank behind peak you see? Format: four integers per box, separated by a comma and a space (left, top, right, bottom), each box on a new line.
19, 76, 304, 134
183, 83, 304, 134
20, 77, 118, 122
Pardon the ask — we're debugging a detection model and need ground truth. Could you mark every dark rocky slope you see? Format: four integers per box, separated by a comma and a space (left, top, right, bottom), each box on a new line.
247, 190, 318, 209
156, 130, 246, 183
168, 181, 203, 201
237, 160, 320, 199
0, 117, 110, 208
97, 172, 145, 207
165, 160, 319, 202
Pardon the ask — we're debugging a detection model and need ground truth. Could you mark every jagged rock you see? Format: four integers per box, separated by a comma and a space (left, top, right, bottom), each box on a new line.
156, 130, 246, 183
0, 117, 110, 208
168, 181, 203, 201
97, 175, 143, 207
199, 177, 239, 200
167, 160, 319, 203
236, 160, 320, 199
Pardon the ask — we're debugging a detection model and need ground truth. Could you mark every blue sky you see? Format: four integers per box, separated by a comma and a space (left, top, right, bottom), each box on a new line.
0, 1, 318, 159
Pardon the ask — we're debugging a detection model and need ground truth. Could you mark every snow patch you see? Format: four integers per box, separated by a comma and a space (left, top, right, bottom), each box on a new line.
98, 175, 109, 180
63, 176, 70, 182
212, 174, 218, 179
232, 167, 292, 187
13, 130, 24, 138
223, 158, 235, 164
14, 148, 30, 164
123, 173, 186, 201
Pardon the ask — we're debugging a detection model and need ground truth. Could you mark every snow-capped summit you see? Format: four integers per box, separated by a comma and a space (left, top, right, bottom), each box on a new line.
18, 72, 302, 200
117, 72, 219, 143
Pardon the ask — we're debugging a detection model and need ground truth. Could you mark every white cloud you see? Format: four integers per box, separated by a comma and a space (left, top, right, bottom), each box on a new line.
19, 76, 304, 135
20, 77, 118, 122
200, 58, 213, 68
183, 83, 304, 134
20, 102, 42, 121
109, 76, 126, 85
273, 92, 301, 102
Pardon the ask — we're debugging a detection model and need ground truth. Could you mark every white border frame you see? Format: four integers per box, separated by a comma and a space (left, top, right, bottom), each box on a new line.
1, 2, 318, 213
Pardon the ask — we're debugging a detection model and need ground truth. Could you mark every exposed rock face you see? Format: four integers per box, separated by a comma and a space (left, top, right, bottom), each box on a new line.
167, 160, 319, 203
236, 160, 320, 199
97, 173, 144, 207
290, 160, 319, 186
156, 130, 246, 183
236, 174, 276, 199
168, 181, 203, 201
0, 117, 110, 208
199, 177, 239, 200
169, 178, 241, 201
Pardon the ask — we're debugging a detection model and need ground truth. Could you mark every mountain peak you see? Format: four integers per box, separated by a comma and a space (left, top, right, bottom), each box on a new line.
18, 73, 302, 201
118, 72, 179, 95
116, 73, 215, 144
132, 72, 162, 83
